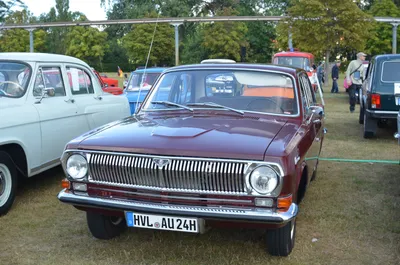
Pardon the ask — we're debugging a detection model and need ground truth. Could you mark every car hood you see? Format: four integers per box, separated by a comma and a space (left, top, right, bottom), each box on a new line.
75, 113, 288, 160
125, 90, 150, 103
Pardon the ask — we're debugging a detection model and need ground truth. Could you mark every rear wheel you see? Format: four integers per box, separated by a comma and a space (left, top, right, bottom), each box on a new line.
359, 105, 364, 124
0, 151, 18, 216
266, 219, 296, 256
86, 211, 126, 239
363, 112, 377, 138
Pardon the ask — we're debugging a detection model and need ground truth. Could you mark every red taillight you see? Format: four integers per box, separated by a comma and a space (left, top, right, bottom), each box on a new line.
371, 94, 381, 109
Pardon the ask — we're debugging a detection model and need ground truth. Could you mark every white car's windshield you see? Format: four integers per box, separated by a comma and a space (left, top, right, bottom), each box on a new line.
0, 62, 32, 98
141, 70, 298, 115
126, 72, 161, 91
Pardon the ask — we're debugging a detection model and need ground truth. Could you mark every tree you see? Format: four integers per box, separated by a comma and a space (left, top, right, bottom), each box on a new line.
276, 0, 374, 81
0, 10, 47, 52
201, 7, 248, 61
365, 0, 400, 55
65, 24, 108, 68
0, 0, 25, 21
122, 12, 175, 66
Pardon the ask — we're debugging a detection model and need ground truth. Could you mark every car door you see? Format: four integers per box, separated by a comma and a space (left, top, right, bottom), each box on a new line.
32, 64, 87, 166
65, 64, 129, 130
299, 73, 323, 177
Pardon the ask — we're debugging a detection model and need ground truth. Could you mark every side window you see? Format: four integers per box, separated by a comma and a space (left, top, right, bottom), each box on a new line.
66, 66, 94, 95
302, 75, 316, 104
33, 67, 66, 97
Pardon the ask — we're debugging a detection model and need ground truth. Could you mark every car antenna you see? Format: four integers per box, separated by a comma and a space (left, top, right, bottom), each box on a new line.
135, 10, 161, 114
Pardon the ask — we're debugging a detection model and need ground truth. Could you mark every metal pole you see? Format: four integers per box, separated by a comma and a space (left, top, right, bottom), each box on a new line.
392, 23, 398, 54
170, 23, 183, 66
288, 26, 293, 52
28, 28, 34, 52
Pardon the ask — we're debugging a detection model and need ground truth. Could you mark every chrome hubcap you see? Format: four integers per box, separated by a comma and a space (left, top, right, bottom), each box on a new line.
290, 220, 295, 241
110, 216, 123, 226
0, 164, 12, 207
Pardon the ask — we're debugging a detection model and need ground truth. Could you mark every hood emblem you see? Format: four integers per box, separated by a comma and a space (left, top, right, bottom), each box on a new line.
153, 158, 171, 169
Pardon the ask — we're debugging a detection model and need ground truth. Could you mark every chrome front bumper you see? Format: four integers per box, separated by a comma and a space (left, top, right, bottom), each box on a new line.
57, 189, 298, 224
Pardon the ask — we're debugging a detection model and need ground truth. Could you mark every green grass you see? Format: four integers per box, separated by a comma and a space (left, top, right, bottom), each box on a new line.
0, 87, 399, 265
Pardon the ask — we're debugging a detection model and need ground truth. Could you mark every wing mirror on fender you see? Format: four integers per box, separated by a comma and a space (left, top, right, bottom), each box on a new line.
308, 105, 325, 118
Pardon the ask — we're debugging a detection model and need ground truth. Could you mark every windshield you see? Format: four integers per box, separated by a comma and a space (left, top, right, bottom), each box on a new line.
0, 62, 32, 98
126, 72, 162, 91
141, 69, 298, 115
381, 61, 400, 82
274, 56, 310, 71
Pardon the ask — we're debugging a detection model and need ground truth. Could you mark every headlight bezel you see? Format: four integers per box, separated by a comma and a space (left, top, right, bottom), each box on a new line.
61, 152, 89, 181
245, 163, 283, 197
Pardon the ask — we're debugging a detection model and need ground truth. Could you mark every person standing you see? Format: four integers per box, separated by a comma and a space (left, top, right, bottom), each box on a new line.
346, 52, 366, 113
331, 61, 340, 93
316, 62, 324, 92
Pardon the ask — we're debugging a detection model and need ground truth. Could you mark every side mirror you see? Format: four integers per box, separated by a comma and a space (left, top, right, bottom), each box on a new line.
312, 105, 324, 117
124, 73, 128, 79
35, 87, 55, 104
45, 87, 55, 97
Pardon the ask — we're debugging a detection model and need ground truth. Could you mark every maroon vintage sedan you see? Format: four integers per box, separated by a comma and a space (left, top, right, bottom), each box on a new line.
57, 62, 326, 257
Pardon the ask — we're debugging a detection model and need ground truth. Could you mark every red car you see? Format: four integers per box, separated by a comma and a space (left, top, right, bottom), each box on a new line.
92, 69, 123, 95
58, 61, 326, 257
273, 50, 319, 91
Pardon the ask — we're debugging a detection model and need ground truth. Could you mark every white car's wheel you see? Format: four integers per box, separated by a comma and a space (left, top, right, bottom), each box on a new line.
0, 151, 17, 216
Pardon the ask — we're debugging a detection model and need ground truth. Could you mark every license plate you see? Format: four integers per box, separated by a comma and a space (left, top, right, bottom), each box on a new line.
125, 212, 199, 233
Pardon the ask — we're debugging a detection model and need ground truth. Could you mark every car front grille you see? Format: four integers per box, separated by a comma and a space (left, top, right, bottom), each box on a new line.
87, 153, 248, 195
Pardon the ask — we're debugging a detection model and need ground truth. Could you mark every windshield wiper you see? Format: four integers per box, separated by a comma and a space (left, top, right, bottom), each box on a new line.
187, 102, 244, 115
150, 101, 194, 112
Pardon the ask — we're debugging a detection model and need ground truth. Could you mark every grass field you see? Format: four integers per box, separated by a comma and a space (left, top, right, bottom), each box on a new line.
0, 81, 399, 265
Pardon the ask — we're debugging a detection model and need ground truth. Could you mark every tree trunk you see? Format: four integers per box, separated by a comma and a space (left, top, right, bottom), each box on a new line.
324, 50, 330, 87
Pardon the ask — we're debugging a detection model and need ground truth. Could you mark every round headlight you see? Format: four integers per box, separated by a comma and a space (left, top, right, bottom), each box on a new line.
249, 166, 278, 194
66, 154, 88, 180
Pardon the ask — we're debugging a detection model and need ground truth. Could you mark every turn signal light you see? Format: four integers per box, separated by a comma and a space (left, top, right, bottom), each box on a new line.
277, 194, 292, 211
61, 178, 70, 189
371, 94, 381, 109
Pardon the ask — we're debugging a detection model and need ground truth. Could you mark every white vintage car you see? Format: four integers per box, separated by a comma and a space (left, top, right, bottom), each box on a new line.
0, 52, 131, 215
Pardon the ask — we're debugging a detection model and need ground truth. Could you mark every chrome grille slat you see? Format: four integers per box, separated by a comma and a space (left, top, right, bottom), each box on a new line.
88, 153, 247, 195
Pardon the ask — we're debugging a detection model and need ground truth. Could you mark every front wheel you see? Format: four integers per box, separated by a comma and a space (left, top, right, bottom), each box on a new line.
86, 211, 126, 239
266, 219, 296, 256
0, 151, 18, 216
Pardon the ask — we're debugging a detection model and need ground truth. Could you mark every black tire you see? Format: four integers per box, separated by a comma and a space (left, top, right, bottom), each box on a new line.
363, 112, 377, 138
0, 151, 18, 216
359, 105, 364, 124
86, 211, 126, 239
266, 219, 296, 256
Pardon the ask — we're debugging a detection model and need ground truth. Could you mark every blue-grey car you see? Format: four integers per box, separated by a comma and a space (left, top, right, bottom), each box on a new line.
124, 67, 168, 114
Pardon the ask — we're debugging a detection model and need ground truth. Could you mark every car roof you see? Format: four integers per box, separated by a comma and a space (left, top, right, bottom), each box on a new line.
0, 52, 90, 67
132, 67, 168, 74
273, 51, 314, 57
163, 63, 300, 76
372, 54, 400, 61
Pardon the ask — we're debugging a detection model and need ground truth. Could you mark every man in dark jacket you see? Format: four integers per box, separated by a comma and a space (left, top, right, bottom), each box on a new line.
331, 61, 340, 93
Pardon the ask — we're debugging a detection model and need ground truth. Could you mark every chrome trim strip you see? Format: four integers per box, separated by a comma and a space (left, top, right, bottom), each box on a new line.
58, 189, 297, 223
31, 158, 60, 175
88, 186, 253, 203
366, 110, 399, 114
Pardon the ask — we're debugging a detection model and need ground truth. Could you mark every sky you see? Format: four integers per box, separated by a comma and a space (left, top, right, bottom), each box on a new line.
16, 0, 108, 21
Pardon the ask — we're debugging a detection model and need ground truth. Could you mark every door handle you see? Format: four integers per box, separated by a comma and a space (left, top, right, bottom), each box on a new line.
94, 96, 102, 101
65, 98, 75, 103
